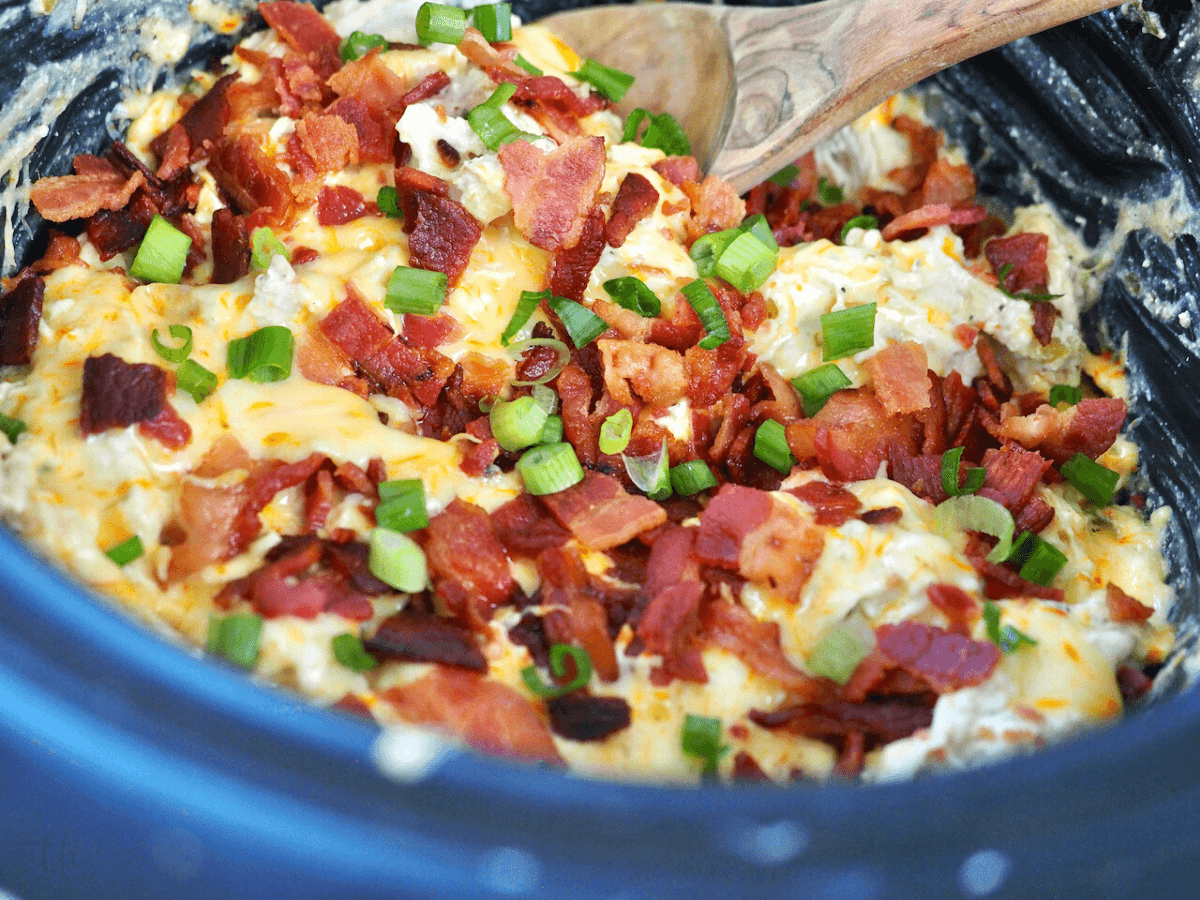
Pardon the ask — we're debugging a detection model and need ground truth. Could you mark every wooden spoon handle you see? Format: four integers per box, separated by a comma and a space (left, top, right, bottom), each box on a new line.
714, 0, 1123, 190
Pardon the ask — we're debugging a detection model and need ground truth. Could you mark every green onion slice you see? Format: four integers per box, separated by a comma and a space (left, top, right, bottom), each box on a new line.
982, 601, 1038, 654
539, 414, 563, 445
470, 2, 511, 41
517, 442, 584, 495
574, 58, 634, 102
369, 528, 428, 592
332, 633, 379, 671
340, 30, 388, 61
669, 459, 718, 496
1005, 531, 1068, 587
415, 1, 467, 45
377, 186, 403, 218
521, 643, 593, 698
940, 446, 985, 497
680, 713, 728, 777
602, 277, 661, 317
385, 265, 447, 316
547, 295, 608, 348
501, 289, 547, 346
176, 358, 218, 403
714, 230, 778, 293
820, 303, 876, 361
104, 535, 144, 566
1048, 384, 1082, 407
227, 325, 293, 383
508, 336, 571, 386
621, 108, 691, 156
150, 324, 193, 364
491, 395, 551, 452
0, 411, 26, 444
129, 214, 192, 284
741, 214, 779, 253
806, 615, 876, 685
840, 214, 879, 243
251, 226, 289, 270
623, 440, 671, 500
936, 495, 1014, 564
514, 54, 542, 76
768, 164, 799, 187
753, 419, 796, 474
791, 363, 850, 417
1060, 452, 1120, 506
680, 279, 731, 350
206, 613, 263, 669
689, 228, 740, 279
816, 176, 844, 206
599, 408, 633, 455
376, 478, 429, 532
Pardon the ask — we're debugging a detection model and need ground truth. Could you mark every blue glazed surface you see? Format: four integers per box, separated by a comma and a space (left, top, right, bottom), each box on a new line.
3, 0, 1200, 897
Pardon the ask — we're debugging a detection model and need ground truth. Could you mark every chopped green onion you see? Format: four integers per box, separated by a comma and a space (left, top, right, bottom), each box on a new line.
0, 411, 25, 444
791, 364, 850, 417
935, 495, 1014, 564
176, 358, 218, 403
340, 30, 388, 61
982, 601, 1038, 654
839, 214, 879, 243
483, 81, 518, 107
501, 289, 546, 346
227, 325, 293, 383
670, 459, 718, 496
539, 414, 563, 445
470, 2, 511, 41
514, 54, 542, 76
599, 408, 633, 455
680, 279, 730, 350
623, 440, 671, 501
385, 265, 447, 316
332, 633, 378, 671
1048, 384, 1083, 407
517, 442, 585, 495
104, 535, 143, 566
415, 1, 467, 45
574, 58, 634, 102
741, 214, 779, 253
680, 713, 728, 777
250, 226, 289, 270
1060, 452, 1120, 506
1005, 531, 1067, 587
508, 336, 571, 386
713, 230, 777, 293
376, 478, 429, 532
820, 303, 876, 361
521, 643, 593, 698
377, 186, 403, 218
768, 164, 799, 187
531, 383, 558, 415
150, 324, 193, 364
129, 215, 192, 284
816, 177, 843, 206
753, 419, 796, 474
206, 613, 263, 669
369, 527, 428, 592
940, 446, 985, 497
602, 277, 661, 317
491, 395, 550, 451
621, 108, 690, 156
688, 228, 740, 278
547, 295, 608, 347
468, 104, 525, 151
806, 616, 876, 685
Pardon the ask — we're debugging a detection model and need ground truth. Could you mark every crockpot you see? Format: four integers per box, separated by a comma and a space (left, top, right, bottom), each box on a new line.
2, 0, 1199, 897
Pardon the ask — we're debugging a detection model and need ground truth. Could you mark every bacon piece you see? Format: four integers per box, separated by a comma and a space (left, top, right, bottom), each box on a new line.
155, 73, 236, 160
683, 175, 745, 242
1117, 665, 1153, 705
296, 113, 360, 173
1106, 582, 1154, 624
977, 445, 1053, 520
30, 164, 146, 223
365, 608, 487, 670
887, 446, 947, 503
401, 70, 451, 105
598, 339, 687, 407
605, 172, 658, 247
326, 49, 407, 116
382, 667, 563, 765
986, 232, 1050, 294
875, 621, 1001, 691
540, 471, 667, 551
994, 397, 1126, 463
209, 135, 294, 225
927, 583, 980, 636
316, 185, 377, 226
1031, 301, 1059, 347
456, 26, 529, 80
694, 484, 773, 569
402, 311, 459, 349
879, 203, 987, 241
699, 601, 822, 696
31, 231, 81, 274
548, 207, 606, 302
538, 545, 619, 682
749, 699, 933, 746
258, 1, 342, 77
636, 582, 705, 677
546, 694, 631, 742
652, 155, 701, 187
0, 271, 45, 366
138, 402, 192, 449
787, 480, 862, 526
424, 499, 517, 627
155, 124, 192, 181
79, 354, 165, 434
399, 191, 482, 287
963, 534, 1065, 601
210, 208, 250, 285
863, 342, 931, 415
786, 388, 919, 482
512, 76, 609, 141
221, 539, 375, 622
916, 158, 977, 209
499, 135, 606, 251
326, 97, 395, 163
459, 437, 500, 476
491, 493, 572, 556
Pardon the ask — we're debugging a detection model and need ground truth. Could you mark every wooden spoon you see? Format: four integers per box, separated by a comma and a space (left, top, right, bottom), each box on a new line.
539, 0, 1123, 192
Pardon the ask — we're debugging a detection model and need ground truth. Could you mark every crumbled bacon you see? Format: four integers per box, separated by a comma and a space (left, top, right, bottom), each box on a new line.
875, 621, 1001, 692
547, 694, 632, 742
994, 397, 1126, 463
787, 388, 919, 482
138, 402, 192, 449
605, 172, 658, 247
986, 232, 1050, 294
316, 185, 378, 226
423, 499, 517, 628
456, 27, 529, 81
209, 135, 295, 226
863, 342, 931, 415
1106, 582, 1154, 624
491, 493, 572, 556
326, 97, 395, 163
683, 175, 745, 242
538, 545, 619, 682
499, 135, 606, 251
0, 271, 44, 366
210, 208, 251, 285
30, 160, 146, 223
927, 583, 980, 635
365, 608, 487, 670
154, 73, 236, 161
258, 0, 342, 78
79, 354, 166, 435
296, 113, 360, 172
598, 339, 687, 408
652, 155, 701, 187
398, 190, 482, 287
548, 207, 606, 302
327, 49, 409, 117
30, 232, 81, 274
787, 480, 862, 526
879, 203, 987, 241
699, 601, 822, 696
540, 471, 667, 550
